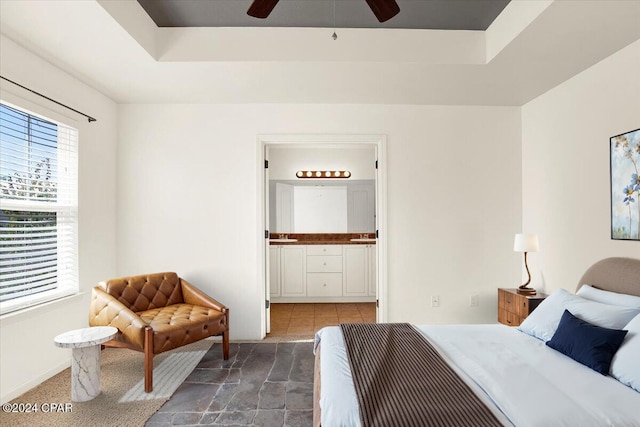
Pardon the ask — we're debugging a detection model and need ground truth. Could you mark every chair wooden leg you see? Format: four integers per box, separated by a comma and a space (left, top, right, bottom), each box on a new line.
223, 330, 229, 360
223, 310, 229, 360
144, 327, 154, 393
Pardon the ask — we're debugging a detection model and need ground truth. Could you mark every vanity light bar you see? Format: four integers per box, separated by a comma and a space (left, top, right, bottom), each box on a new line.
295, 170, 351, 179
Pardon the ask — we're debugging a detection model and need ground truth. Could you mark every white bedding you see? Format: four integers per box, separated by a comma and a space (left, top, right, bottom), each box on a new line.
315, 324, 640, 427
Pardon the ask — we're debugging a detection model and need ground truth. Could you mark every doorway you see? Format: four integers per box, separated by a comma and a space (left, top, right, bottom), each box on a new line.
257, 134, 387, 338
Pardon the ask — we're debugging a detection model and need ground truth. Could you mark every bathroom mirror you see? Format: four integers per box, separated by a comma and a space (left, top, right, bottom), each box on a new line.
270, 180, 374, 233
294, 186, 347, 232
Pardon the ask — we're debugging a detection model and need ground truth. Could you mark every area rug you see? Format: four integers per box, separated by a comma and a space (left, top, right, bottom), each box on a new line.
1, 339, 215, 427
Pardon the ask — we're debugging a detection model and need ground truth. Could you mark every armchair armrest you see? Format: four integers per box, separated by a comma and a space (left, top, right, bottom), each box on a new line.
180, 278, 227, 313
89, 286, 147, 349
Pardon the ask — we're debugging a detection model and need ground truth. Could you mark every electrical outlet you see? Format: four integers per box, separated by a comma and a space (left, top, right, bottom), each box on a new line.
469, 295, 479, 307
431, 295, 440, 308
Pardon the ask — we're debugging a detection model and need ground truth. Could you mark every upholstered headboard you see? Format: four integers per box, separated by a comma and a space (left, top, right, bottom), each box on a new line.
576, 257, 640, 297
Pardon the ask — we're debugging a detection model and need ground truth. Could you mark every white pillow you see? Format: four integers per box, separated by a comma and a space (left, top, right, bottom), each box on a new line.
577, 284, 640, 309
518, 289, 640, 342
610, 314, 640, 392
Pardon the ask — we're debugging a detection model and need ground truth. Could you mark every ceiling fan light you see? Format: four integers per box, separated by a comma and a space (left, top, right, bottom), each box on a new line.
249, 0, 400, 23
247, 0, 280, 19
365, 0, 400, 23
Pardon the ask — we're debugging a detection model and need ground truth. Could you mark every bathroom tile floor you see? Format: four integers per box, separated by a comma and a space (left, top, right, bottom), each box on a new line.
266, 303, 376, 341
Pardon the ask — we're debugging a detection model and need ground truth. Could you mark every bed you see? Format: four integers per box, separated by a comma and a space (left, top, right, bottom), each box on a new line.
313, 257, 640, 427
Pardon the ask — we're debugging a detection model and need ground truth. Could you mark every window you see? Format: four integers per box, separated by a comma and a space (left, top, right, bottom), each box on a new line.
0, 102, 78, 314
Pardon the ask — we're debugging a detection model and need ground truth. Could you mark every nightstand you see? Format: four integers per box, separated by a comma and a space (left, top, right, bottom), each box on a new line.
498, 288, 547, 326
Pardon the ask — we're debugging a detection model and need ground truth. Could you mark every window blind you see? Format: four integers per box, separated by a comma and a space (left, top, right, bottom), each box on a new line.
0, 102, 78, 314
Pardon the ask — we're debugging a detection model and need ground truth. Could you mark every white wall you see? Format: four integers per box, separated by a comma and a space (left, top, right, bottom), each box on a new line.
521, 40, 640, 295
118, 104, 521, 338
0, 35, 118, 403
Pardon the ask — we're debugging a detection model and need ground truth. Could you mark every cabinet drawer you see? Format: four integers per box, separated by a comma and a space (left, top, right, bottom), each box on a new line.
498, 308, 508, 325
498, 309, 521, 327
307, 273, 343, 296
503, 291, 516, 311
516, 297, 530, 318
307, 245, 343, 256
307, 255, 342, 272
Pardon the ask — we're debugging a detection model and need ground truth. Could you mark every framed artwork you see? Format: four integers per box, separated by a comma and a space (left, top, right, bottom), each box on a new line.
610, 128, 640, 241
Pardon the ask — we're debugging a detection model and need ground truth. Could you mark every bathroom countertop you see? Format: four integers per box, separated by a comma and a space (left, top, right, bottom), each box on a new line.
268, 233, 376, 245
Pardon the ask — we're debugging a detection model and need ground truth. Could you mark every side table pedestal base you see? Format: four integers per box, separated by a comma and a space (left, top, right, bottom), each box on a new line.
71, 345, 101, 402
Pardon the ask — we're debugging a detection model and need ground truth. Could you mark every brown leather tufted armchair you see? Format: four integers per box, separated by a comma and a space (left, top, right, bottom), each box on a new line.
89, 272, 229, 392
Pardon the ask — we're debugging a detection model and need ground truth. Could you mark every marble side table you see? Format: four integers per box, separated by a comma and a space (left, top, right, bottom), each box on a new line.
54, 326, 118, 402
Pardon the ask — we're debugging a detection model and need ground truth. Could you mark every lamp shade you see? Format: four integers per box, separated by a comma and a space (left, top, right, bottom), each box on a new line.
514, 233, 539, 252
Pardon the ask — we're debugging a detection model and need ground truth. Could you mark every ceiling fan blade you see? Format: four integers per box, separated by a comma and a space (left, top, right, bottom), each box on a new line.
365, 0, 400, 23
247, 0, 280, 19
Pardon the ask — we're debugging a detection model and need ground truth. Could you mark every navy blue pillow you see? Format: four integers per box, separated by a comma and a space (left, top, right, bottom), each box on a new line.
546, 309, 627, 375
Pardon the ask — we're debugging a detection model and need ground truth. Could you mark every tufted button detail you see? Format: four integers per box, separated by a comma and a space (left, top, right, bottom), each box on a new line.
93, 273, 228, 356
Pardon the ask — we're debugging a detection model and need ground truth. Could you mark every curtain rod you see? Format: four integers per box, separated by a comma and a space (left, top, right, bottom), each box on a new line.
1, 75, 97, 123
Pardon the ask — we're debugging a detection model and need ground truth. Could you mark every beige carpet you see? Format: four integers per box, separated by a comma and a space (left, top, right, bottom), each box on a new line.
1, 339, 214, 427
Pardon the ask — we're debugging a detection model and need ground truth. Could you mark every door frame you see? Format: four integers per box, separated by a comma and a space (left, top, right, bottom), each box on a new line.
257, 134, 388, 338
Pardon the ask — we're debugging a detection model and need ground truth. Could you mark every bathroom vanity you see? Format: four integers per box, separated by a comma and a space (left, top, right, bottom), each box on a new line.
269, 234, 376, 303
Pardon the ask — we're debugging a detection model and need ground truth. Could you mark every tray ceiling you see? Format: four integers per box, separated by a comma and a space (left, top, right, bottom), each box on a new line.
137, 0, 510, 30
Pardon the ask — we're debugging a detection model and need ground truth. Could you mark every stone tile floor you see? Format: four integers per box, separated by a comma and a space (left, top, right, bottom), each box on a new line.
145, 342, 314, 427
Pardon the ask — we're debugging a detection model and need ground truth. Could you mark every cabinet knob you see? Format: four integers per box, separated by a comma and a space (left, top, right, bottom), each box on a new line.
323, 283, 327, 287
323, 262, 327, 266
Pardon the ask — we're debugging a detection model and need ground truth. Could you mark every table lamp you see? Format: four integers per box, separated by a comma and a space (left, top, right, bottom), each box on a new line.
514, 233, 539, 295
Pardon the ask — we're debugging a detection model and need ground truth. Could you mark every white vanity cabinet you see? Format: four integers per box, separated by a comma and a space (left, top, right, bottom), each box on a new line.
367, 244, 377, 296
281, 245, 307, 296
307, 245, 343, 297
343, 245, 367, 296
270, 243, 375, 302
270, 245, 307, 298
269, 246, 281, 298
344, 244, 377, 297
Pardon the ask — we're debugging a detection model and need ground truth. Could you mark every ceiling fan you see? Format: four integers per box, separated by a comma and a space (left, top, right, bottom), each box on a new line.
247, 0, 400, 23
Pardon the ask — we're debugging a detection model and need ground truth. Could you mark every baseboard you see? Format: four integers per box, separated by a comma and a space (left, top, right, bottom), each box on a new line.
1, 359, 70, 404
